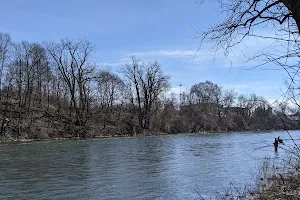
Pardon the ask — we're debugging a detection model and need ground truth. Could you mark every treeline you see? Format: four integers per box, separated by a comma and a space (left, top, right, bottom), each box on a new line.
0, 32, 299, 140
176, 81, 299, 132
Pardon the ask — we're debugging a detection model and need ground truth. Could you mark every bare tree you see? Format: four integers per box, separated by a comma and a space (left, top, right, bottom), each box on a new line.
95, 70, 125, 129
30, 43, 51, 105
46, 39, 94, 136
200, 0, 300, 108
0, 32, 11, 102
189, 81, 235, 128
122, 56, 170, 132
222, 89, 237, 108
201, 0, 299, 49
96, 70, 125, 110
190, 81, 222, 105
221, 89, 237, 116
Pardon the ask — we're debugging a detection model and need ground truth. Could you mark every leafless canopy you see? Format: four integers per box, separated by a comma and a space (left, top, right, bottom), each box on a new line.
46, 39, 94, 128
200, 0, 300, 106
202, 0, 300, 50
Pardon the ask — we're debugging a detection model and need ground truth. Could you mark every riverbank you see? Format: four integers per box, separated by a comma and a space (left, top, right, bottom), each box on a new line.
1, 128, 296, 143
1, 128, 299, 143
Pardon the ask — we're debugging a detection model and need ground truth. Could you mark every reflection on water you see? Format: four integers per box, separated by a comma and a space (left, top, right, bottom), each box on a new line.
0, 131, 298, 199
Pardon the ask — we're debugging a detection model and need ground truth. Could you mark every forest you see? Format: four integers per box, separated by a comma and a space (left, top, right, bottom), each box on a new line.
0, 32, 299, 140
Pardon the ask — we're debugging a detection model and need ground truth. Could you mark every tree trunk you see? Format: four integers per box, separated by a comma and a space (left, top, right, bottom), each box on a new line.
282, 0, 300, 32
0, 58, 4, 102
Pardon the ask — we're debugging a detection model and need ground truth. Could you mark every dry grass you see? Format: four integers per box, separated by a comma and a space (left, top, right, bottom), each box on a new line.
260, 172, 300, 200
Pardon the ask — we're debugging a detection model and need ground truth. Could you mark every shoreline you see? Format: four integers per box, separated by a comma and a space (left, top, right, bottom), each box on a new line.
1, 128, 298, 143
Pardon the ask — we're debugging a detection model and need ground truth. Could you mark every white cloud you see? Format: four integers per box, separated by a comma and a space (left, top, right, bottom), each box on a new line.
123, 30, 292, 72
126, 49, 196, 58
124, 48, 249, 70
98, 58, 132, 67
125, 48, 238, 71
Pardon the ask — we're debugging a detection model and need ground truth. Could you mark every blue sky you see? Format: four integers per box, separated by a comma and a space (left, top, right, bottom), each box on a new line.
0, 0, 288, 103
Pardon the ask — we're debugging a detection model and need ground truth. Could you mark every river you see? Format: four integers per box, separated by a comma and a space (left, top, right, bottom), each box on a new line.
0, 130, 298, 199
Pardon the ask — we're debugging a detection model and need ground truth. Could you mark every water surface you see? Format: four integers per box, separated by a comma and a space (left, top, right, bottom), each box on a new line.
0, 131, 299, 199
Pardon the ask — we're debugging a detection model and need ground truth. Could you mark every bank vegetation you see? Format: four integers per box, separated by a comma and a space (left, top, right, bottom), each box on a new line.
0, 32, 299, 140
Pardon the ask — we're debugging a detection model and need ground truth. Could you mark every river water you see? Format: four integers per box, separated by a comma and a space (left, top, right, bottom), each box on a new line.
0, 131, 299, 199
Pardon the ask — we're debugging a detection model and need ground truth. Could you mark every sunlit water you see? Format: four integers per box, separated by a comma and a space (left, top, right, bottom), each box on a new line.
0, 131, 299, 199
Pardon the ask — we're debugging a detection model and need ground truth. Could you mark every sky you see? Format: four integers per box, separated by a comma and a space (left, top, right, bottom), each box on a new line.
0, 0, 289, 104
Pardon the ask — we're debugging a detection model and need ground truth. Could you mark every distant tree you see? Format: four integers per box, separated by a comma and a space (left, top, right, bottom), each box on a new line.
122, 56, 170, 132
46, 39, 95, 136
250, 99, 274, 129
222, 89, 237, 108
153, 92, 178, 133
190, 81, 222, 105
188, 81, 223, 131
274, 101, 293, 115
0, 32, 11, 102
9, 42, 29, 109
30, 43, 51, 105
96, 70, 125, 110
237, 94, 266, 116
237, 95, 248, 108
220, 89, 237, 116
95, 70, 125, 129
